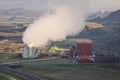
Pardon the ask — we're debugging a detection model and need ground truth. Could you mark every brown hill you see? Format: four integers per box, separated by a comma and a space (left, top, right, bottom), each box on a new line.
86, 22, 105, 29
0, 39, 24, 53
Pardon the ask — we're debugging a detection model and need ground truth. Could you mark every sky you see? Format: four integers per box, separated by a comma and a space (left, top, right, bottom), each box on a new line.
0, 0, 120, 13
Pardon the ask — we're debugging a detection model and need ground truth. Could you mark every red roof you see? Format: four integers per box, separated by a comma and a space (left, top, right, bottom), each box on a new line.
77, 39, 92, 44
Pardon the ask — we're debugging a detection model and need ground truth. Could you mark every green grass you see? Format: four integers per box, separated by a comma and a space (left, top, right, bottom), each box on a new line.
0, 53, 12, 62
51, 39, 77, 48
17, 58, 120, 80
0, 71, 26, 80
0, 72, 10, 80
0, 53, 120, 80
19, 58, 115, 68
0, 53, 28, 63
0, 53, 19, 62
20, 64, 120, 80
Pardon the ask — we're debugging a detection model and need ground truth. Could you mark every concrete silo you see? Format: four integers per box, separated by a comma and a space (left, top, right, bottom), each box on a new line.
22, 46, 29, 58
22, 46, 38, 58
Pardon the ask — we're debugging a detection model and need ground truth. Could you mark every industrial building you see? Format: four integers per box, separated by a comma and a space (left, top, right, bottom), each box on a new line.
70, 39, 94, 63
21, 39, 94, 63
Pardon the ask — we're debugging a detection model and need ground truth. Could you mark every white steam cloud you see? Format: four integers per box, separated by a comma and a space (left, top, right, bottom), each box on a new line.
22, 5, 85, 47
22, 0, 120, 47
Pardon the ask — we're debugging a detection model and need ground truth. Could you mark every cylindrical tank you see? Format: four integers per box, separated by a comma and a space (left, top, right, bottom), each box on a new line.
22, 46, 38, 58
22, 46, 29, 58
29, 47, 33, 58
29, 47, 37, 58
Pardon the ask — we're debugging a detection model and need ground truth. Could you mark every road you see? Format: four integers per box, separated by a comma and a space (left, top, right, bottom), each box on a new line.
0, 57, 59, 65
0, 57, 59, 80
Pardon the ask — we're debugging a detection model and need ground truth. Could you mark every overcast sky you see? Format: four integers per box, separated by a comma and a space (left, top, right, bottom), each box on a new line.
0, 0, 120, 13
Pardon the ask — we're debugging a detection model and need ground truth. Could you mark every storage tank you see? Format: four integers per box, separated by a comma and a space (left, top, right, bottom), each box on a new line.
29, 47, 37, 58
22, 46, 38, 58
77, 39, 94, 63
22, 46, 29, 58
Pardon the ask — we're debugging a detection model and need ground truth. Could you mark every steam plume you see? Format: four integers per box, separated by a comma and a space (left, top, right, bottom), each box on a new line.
22, 0, 120, 47
22, 5, 85, 47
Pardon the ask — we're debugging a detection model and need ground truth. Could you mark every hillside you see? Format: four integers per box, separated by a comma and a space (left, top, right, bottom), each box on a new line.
90, 9, 120, 25
76, 9, 120, 54
86, 22, 105, 29
0, 8, 43, 22
87, 10, 111, 20
74, 24, 120, 54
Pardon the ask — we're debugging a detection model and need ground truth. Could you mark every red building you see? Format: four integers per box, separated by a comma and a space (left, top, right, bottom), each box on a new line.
77, 40, 94, 63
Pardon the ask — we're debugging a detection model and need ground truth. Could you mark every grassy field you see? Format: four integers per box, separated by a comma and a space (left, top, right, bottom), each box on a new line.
0, 71, 27, 80
0, 53, 120, 80
17, 58, 120, 80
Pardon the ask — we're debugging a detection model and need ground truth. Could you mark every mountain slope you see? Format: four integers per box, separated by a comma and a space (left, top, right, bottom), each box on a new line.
87, 10, 111, 20
90, 9, 120, 25
75, 9, 120, 53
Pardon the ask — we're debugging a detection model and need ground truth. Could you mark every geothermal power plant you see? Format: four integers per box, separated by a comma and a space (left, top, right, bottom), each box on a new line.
21, 39, 95, 63
21, 39, 119, 63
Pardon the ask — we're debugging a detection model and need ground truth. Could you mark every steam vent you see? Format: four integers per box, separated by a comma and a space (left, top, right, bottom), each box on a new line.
22, 46, 38, 58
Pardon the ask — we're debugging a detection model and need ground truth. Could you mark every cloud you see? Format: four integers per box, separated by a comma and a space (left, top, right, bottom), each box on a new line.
0, 0, 25, 9
0, 0, 120, 13
89, 0, 120, 12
